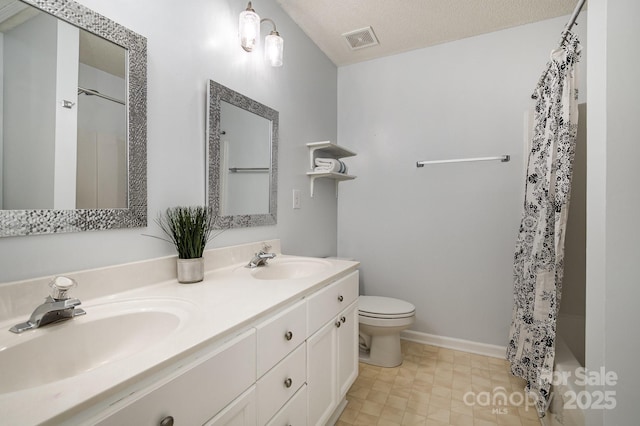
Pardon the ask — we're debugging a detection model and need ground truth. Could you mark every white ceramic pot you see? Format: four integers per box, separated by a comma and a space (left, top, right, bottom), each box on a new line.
176, 257, 204, 283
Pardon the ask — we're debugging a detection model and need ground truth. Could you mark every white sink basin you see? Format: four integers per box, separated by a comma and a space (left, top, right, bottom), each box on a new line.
250, 258, 332, 280
0, 298, 194, 394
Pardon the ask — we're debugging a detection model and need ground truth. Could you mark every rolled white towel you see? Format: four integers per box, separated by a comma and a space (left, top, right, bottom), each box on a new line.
315, 158, 347, 173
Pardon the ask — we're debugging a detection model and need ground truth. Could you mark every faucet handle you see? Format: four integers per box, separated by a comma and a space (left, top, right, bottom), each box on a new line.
49, 276, 77, 300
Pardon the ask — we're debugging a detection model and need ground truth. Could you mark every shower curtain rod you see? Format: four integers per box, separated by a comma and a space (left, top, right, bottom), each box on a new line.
77, 87, 125, 105
535, 0, 586, 90
559, 0, 586, 44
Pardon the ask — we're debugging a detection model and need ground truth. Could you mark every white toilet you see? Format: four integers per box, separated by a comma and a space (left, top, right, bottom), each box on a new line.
358, 295, 416, 367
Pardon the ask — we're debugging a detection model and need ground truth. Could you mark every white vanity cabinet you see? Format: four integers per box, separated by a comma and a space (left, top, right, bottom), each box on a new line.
306, 271, 359, 426
69, 269, 359, 426
94, 329, 257, 426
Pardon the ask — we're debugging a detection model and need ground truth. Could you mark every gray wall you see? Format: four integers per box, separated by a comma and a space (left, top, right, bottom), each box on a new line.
0, 0, 338, 282
337, 14, 587, 346
586, 0, 640, 424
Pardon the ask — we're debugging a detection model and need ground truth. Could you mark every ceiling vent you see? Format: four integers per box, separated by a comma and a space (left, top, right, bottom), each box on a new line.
342, 26, 379, 50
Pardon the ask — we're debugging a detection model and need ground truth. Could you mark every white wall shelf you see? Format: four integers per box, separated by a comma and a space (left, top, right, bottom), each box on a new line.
306, 171, 356, 197
307, 141, 356, 170
306, 141, 357, 197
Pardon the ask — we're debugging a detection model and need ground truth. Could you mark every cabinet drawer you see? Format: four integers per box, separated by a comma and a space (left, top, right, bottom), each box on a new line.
266, 384, 307, 426
257, 299, 306, 377
257, 342, 306, 425
96, 329, 256, 426
204, 386, 256, 426
307, 271, 358, 335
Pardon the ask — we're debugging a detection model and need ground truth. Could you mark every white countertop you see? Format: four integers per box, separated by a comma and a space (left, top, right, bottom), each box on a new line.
0, 254, 359, 425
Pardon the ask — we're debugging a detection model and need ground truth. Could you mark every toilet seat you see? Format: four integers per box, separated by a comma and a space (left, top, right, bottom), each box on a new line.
359, 311, 415, 319
358, 296, 415, 319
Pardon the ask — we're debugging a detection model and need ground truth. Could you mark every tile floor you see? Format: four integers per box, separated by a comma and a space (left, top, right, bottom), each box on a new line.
337, 340, 542, 426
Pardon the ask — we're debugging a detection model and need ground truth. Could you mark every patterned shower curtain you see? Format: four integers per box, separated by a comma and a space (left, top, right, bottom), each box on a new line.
507, 32, 582, 416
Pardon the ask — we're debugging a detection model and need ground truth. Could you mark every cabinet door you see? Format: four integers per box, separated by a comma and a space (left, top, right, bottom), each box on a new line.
205, 386, 256, 426
306, 319, 338, 426
337, 301, 358, 399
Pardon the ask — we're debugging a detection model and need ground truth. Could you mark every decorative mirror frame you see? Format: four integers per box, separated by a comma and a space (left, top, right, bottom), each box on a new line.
0, 0, 147, 237
207, 80, 278, 228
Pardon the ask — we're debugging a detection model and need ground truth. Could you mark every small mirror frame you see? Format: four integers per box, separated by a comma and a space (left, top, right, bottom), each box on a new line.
0, 0, 147, 237
207, 80, 278, 228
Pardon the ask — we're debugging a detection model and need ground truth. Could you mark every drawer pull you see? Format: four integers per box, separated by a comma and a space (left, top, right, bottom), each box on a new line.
284, 330, 293, 341
284, 377, 293, 388
341, 316, 346, 323
335, 321, 342, 328
337, 295, 344, 302
160, 416, 174, 426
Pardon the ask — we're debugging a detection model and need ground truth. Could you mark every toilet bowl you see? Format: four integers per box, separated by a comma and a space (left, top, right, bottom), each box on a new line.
358, 295, 415, 367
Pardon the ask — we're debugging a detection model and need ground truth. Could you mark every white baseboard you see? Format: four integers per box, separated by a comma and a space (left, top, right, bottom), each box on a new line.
400, 330, 507, 359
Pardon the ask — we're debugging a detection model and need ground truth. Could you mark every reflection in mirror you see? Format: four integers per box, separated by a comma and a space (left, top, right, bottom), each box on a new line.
0, 0, 147, 237
219, 101, 270, 216
76, 30, 127, 209
207, 80, 277, 228
1, 1, 126, 210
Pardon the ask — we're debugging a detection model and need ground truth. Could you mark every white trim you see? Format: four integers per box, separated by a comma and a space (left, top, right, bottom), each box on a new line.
400, 330, 507, 359
326, 398, 349, 425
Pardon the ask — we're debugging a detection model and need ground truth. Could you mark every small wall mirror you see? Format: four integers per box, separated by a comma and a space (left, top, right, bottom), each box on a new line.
207, 80, 277, 228
0, 0, 147, 237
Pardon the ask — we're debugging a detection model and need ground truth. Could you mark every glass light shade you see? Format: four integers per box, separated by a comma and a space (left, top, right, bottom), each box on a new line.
239, 9, 260, 52
264, 32, 284, 67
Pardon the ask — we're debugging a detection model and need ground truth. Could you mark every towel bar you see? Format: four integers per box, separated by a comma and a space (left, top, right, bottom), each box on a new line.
229, 167, 270, 173
416, 155, 510, 167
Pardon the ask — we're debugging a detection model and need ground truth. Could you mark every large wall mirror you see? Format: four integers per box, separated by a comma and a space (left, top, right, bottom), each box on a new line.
0, 0, 147, 237
207, 80, 277, 228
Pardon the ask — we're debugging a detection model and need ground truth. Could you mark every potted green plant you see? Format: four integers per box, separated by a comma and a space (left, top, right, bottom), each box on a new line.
155, 206, 219, 283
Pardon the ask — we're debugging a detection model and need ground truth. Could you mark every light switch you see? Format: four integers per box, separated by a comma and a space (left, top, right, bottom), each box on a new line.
293, 189, 301, 209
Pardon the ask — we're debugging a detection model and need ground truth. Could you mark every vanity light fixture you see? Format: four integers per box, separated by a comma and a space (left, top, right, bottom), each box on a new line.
239, 2, 284, 67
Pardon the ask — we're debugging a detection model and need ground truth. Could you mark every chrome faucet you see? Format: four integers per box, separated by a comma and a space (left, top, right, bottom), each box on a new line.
9, 276, 86, 333
246, 243, 277, 268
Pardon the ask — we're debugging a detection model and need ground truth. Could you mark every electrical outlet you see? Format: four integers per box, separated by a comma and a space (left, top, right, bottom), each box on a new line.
293, 189, 301, 209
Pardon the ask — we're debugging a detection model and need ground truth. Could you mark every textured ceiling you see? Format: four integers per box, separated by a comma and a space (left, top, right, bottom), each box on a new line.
277, 0, 584, 66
